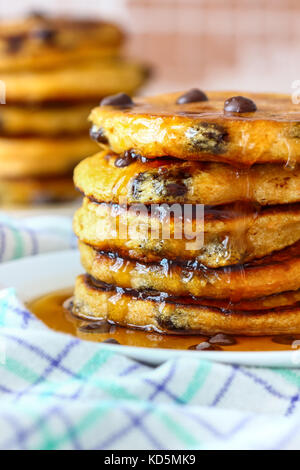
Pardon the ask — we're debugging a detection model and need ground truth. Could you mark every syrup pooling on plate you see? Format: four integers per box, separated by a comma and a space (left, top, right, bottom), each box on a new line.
27, 289, 300, 352
70, 275, 300, 337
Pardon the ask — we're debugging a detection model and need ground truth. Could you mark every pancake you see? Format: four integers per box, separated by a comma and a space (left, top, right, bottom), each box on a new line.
73, 274, 300, 336
0, 14, 123, 71
73, 198, 300, 267
0, 136, 97, 177
77, 282, 297, 311
3, 59, 149, 103
0, 103, 94, 136
89, 91, 300, 166
79, 240, 300, 300
75, 151, 300, 206
0, 174, 77, 205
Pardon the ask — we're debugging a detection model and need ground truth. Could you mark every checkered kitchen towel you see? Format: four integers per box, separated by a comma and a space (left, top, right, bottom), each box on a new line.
0, 213, 76, 262
1, 214, 300, 450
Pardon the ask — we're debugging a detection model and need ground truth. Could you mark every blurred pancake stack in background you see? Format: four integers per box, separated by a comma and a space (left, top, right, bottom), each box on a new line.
73, 90, 300, 339
0, 12, 149, 206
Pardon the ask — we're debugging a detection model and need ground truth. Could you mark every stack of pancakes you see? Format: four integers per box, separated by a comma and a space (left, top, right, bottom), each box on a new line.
73, 90, 300, 337
0, 13, 148, 205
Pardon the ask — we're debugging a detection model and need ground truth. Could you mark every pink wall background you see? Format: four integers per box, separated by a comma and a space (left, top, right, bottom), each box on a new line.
1, 0, 299, 95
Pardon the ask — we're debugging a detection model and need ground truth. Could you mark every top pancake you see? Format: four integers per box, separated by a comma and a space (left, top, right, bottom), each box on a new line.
0, 14, 123, 71
90, 91, 300, 166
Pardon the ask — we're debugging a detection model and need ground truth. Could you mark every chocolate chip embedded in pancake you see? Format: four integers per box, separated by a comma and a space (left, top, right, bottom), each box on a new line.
114, 150, 141, 168
89, 126, 108, 144
5, 34, 25, 54
73, 274, 300, 336
89, 91, 300, 166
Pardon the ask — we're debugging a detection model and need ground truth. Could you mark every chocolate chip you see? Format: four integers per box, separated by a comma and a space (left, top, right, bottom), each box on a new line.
89, 126, 108, 144
271, 335, 300, 345
189, 342, 222, 351
209, 333, 237, 346
143, 65, 153, 82
6, 34, 25, 54
29, 11, 46, 20
156, 315, 180, 331
288, 124, 300, 139
100, 93, 134, 107
31, 28, 56, 43
79, 320, 111, 333
224, 96, 257, 113
114, 156, 133, 168
177, 88, 208, 105
101, 338, 120, 345
63, 297, 74, 312
165, 183, 187, 197
186, 122, 228, 154
114, 150, 140, 168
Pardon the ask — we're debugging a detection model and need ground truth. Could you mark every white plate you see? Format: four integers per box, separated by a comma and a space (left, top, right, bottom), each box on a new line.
0, 250, 298, 368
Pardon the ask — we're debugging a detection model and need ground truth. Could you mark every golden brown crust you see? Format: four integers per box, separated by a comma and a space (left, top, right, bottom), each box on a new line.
0, 174, 78, 205
73, 198, 300, 267
73, 274, 300, 335
0, 136, 97, 177
0, 15, 123, 71
0, 103, 94, 136
79, 241, 300, 300
3, 59, 149, 103
90, 91, 300, 165
74, 151, 300, 206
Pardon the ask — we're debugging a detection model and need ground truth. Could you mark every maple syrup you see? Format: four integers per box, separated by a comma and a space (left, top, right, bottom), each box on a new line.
27, 288, 299, 352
